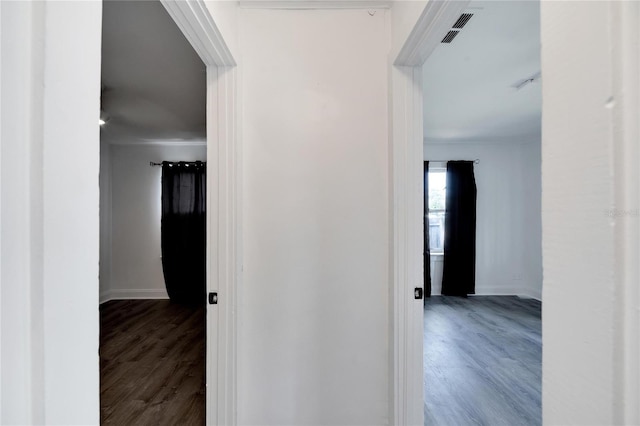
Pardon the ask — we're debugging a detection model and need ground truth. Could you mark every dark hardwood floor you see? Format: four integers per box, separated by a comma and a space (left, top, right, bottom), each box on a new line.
100, 300, 205, 425
424, 296, 541, 426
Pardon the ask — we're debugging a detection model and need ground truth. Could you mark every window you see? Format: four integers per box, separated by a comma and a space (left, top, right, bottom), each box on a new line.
428, 169, 446, 254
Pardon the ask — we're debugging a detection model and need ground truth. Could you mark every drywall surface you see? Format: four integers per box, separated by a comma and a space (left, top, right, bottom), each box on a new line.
103, 143, 206, 301
240, 8, 389, 425
425, 140, 542, 297
521, 140, 542, 300
1, 2, 42, 421
541, 1, 616, 424
1, 1, 102, 424
41, 2, 102, 423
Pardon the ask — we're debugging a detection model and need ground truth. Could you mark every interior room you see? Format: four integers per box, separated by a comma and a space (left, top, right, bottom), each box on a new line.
99, 0, 207, 422
2, 1, 639, 425
422, 1, 543, 424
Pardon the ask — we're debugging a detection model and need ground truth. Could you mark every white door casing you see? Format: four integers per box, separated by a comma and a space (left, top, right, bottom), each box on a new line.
158, 2, 238, 425
390, 2, 470, 425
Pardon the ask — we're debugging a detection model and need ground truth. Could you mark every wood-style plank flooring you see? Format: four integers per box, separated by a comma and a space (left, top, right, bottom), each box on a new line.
100, 300, 205, 425
424, 296, 541, 426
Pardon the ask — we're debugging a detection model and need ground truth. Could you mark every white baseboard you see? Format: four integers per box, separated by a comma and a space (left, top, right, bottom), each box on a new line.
518, 289, 542, 302
100, 289, 169, 304
430, 285, 541, 301
473, 286, 522, 296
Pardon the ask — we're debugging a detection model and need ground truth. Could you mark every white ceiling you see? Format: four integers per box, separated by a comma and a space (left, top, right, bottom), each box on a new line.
423, 0, 541, 143
101, 0, 206, 142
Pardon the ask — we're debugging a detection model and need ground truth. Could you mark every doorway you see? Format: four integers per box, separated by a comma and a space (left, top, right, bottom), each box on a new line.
421, 1, 542, 424
98, 0, 208, 422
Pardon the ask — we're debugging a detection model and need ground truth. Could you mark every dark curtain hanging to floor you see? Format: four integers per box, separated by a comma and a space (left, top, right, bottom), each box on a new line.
424, 161, 432, 300
441, 161, 477, 297
161, 161, 206, 305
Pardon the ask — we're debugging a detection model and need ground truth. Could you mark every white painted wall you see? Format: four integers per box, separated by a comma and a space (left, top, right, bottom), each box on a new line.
1, 3, 42, 421
240, 8, 390, 425
100, 143, 207, 302
540, 1, 640, 424
1, 1, 102, 423
425, 139, 542, 298
520, 140, 542, 300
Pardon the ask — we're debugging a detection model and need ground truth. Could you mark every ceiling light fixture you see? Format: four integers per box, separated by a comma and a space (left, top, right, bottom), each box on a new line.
99, 110, 109, 126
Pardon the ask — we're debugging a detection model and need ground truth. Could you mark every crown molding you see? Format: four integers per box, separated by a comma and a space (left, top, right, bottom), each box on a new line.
395, 0, 470, 66
240, 0, 392, 9
160, 0, 236, 66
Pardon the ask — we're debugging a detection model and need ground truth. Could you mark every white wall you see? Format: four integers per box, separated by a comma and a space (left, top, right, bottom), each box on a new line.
540, 1, 640, 424
1, 1, 102, 423
520, 140, 542, 300
425, 139, 542, 298
240, 8, 390, 425
100, 143, 206, 302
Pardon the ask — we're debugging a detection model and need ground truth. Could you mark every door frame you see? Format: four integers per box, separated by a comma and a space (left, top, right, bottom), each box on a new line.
392, 1, 640, 425
390, 2, 470, 424
158, 2, 238, 425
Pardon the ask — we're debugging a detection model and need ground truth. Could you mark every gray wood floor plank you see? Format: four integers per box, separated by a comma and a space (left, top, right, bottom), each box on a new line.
424, 296, 541, 426
100, 300, 205, 425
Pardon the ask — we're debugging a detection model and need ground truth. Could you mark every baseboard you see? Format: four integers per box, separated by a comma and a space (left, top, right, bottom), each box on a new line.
518, 289, 542, 302
100, 289, 169, 304
430, 285, 533, 298
466, 285, 522, 296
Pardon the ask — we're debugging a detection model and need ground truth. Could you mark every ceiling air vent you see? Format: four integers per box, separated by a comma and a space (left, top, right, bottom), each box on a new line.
452, 13, 474, 29
441, 30, 460, 44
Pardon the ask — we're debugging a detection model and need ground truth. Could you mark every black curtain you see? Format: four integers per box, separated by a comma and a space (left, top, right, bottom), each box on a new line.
424, 161, 431, 300
441, 161, 477, 297
161, 161, 206, 305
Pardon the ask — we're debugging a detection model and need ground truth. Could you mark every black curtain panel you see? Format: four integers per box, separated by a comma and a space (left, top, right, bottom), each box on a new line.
424, 161, 431, 300
161, 161, 206, 305
441, 161, 477, 297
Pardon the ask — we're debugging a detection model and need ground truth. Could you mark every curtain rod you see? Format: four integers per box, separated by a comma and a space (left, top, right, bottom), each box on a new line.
428, 159, 480, 164
149, 161, 206, 167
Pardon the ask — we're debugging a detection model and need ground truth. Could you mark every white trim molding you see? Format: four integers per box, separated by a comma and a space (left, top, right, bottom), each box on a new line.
159, 2, 239, 426
394, 0, 470, 67
612, 1, 640, 423
160, 0, 236, 67
207, 64, 239, 426
99, 289, 169, 304
390, 64, 424, 426
390, 1, 470, 425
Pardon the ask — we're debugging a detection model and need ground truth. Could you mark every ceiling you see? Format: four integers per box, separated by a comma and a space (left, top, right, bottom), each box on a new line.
101, 0, 206, 142
423, 0, 541, 143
